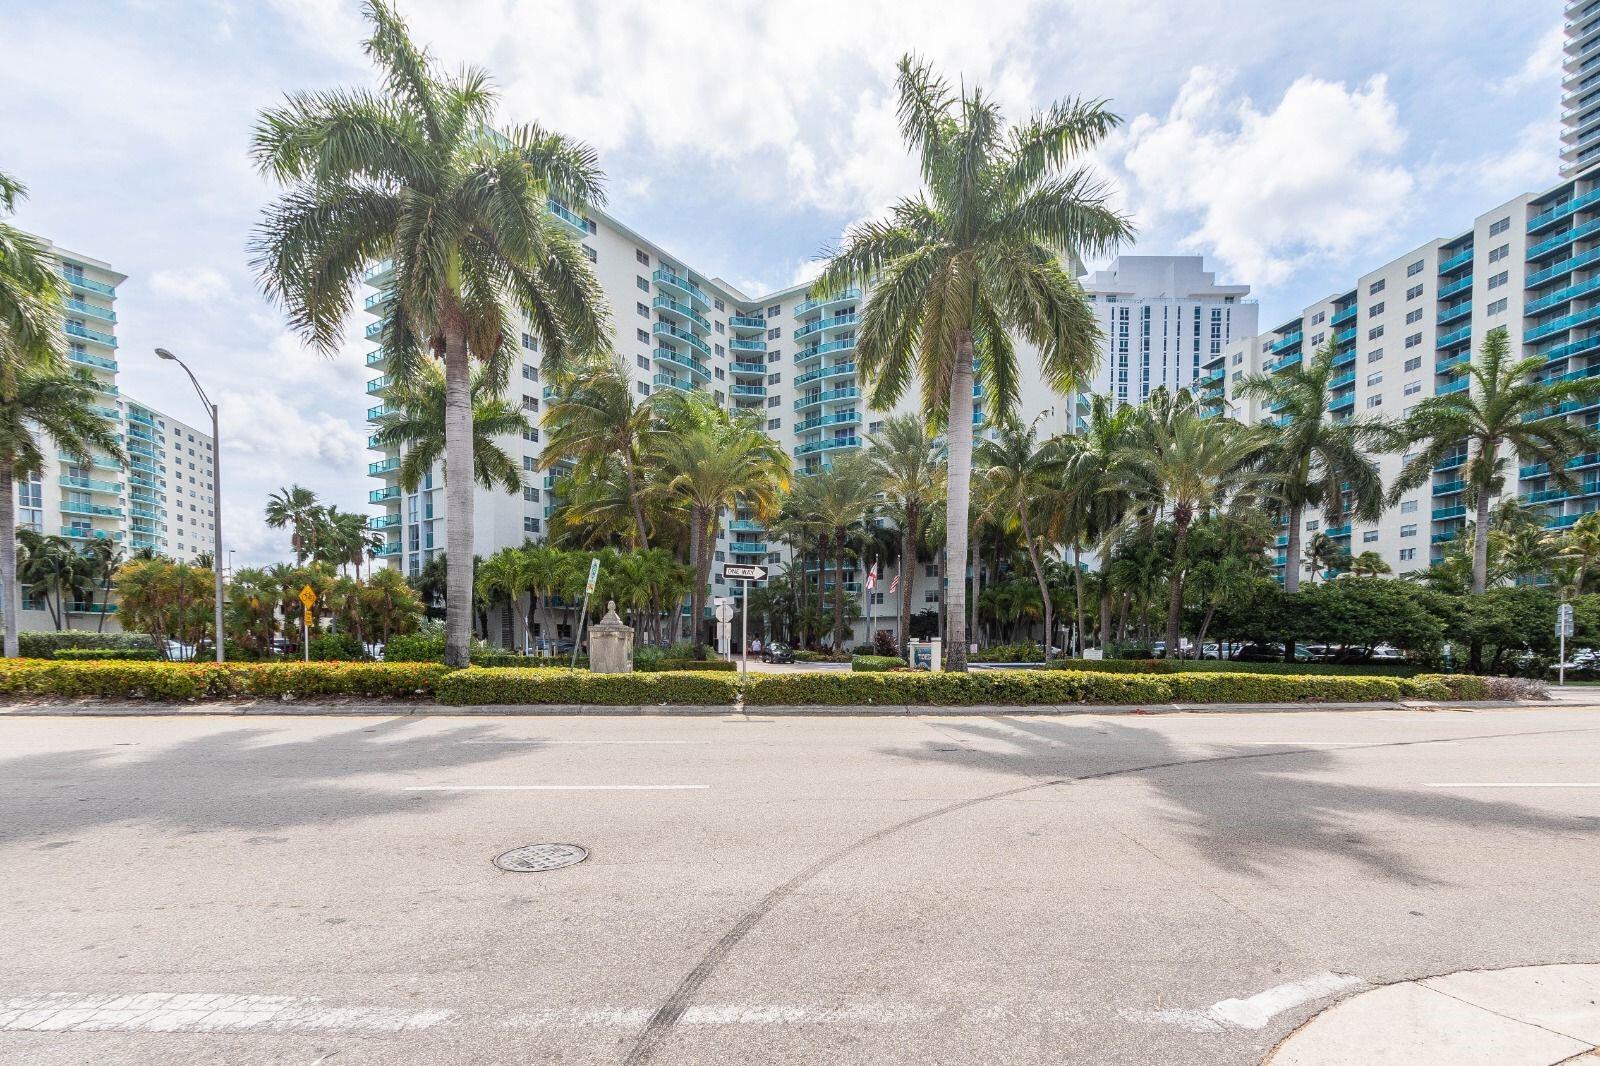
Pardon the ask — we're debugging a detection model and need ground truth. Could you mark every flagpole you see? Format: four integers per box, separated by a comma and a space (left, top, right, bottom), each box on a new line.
867, 556, 877, 649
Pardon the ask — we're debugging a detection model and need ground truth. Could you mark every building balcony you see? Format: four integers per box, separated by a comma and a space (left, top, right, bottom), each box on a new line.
65, 602, 117, 615
59, 475, 122, 494
1438, 377, 1471, 395
652, 321, 711, 357
68, 349, 117, 372
729, 541, 768, 555
1328, 393, 1355, 411
652, 269, 710, 311
1329, 370, 1356, 389
65, 298, 115, 324
728, 337, 767, 353
546, 198, 590, 236
370, 486, 401, 503
369, 457, 401, 477
793, 313, 858, 340
367, 403, 391, 421
363, 288, 394, 312
1528, 273, 1600, 316
794, 362, 856, 387
794, 436, 861, 457
65, 322, 116, 348
1268, 351, 1302, 374
364, 258, 394, 284
1334, 326, 1357, 345
87, 405, 121, 422
1270, 331, 1304, 353
1529, 245, 1600, 287
129, 504, 163, 521
651, 371, 696, 394
1438, 247, 1474, 273
375, 540, 402, 557
794, 288, 861, 316
60, 500, 123, 518
729, 384, 766, 397
794, 386, 859, 411
1196, 369, 1224, 388
1432, 504, 1469, 521
1526, 303, 1600, 343
1437, 274, 1474, 300
1433, 479, 1465, 496
793, 411, 861, 433
652, 295, 712, 334
370, 512, 402, 529
60, 526, 123, 543
366, 347, 391, 367
366, 375, 391, 395
1542, 332, 1600, 365
1530, 187, 1600, 233
729, 360, 767, 375
729, 518, 766, 532
1330, 304, 1358, 326
1528, 215, 1600, 260
1437, 301, 1472, 326
1436, 325, 1473, 349
796, 336, 856, 363
1436, 352, 1471, 374
653, 347, 710, 381
59, 269, 116, 297
729, 314, 767, 331
1325, 524, 1351, 539
1431, 530, 1459, 544
1331, 347, 1356, 369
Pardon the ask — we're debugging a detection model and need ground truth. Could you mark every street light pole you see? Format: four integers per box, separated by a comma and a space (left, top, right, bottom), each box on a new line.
155, 348, 224, 663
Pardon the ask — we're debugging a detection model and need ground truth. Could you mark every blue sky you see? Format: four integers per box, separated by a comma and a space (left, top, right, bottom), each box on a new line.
0, 0, 1565, 562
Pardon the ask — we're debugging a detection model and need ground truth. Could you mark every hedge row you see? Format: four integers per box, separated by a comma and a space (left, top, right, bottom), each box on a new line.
1041, 658, 1420, 677
852, 655, 909, 672
0, 660, 450, 700
435, 667, 740, 705
51, 648, 162, 662
643, 659, 737, 672
19, 631, 157, 659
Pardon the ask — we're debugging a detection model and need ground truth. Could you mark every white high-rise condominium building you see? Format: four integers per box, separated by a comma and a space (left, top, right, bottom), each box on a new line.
1076, 256, 1256, 412
362, 203, 1105, 647
14, 241, 216, 633
1201, 168, 1600, 581
1563, 0, 1600, 178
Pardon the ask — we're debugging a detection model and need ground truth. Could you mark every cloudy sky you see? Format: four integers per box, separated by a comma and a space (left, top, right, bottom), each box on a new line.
0, 0, 1564, 563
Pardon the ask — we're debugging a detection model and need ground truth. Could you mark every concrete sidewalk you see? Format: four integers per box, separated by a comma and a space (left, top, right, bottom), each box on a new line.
1267, 965, 1600, 1065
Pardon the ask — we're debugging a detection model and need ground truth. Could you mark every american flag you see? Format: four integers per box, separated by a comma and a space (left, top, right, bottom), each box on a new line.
888, 573, 900, 593
865, 561, 878, 591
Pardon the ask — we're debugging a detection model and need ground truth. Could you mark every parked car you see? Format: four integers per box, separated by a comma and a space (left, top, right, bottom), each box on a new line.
164, 640, 196, 662
761, 642, 795, 663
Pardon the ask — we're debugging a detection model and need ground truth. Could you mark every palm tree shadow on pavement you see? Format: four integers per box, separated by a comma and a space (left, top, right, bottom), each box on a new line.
879, 716, 1598, 886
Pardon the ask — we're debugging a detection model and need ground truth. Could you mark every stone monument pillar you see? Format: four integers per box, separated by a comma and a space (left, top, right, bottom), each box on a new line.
588, 600, 635, 673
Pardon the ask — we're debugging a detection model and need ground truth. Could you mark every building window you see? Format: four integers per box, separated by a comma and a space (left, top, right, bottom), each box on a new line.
1306, 519, 1320, 532
1366, 372, 1383, 386
767, 418, 781, 431
581, 245, 596, 263
1399, 547, 1416, 561
1369, 279, 1386, 294
637, 354, 649, 370
636, 302, 649, 317
638, 382, 649, 396
1309, 311, 1326, 325
1404, 333, 1422, 348
1368, 326, 1384, 340
767, 304, 781, 317
1406, 284, 1423, 300
714, 367, 724, 380
1489, 217, 1509, 236
768, 328, 781, 340
1404, 380, 1421, 396
1368, 301, 1384, 317
1311, 332, 1325, 346
524, 516, 540, 533
766, 396, 780, 408
1406, 309, 1422, 324
636, 276, 649, 291
636, 328, 649, 344
1487, 298, 1508, 315
1403, 355, 1421, 372
522, 394, 538, 411
1363, 531, 1378, 543
522, 456, 536, 471
767, 373, 781, 385
1400, 499, 1418, 514
522, 364, 539, 381
1488, 271, 1509, 290
869, 421, 884, 434
636, 249, 649, 266
1407, 259, 1425, 277
1400, 523, 1417, 537
1366, 395, 1382, 408
521, 333, 536, 350
1488, 244, 1509, 264
523, 486, 538, 502
523, 427, 540, 442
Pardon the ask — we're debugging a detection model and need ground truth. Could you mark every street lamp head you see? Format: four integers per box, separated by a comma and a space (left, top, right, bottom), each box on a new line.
155, 347, 176, 361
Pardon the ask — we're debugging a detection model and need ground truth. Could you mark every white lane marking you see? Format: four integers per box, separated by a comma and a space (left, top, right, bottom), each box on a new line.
1124, 972, 1363, 1032
1425, 782, 1600, 788
1220, 741, 1364, 747
0, 993, 451, 1033
402, 784, 709, 791
461, 740, 704, 745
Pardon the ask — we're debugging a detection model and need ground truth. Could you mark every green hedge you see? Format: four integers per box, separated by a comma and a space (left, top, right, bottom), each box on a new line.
20, 631, 157, 659
649, 658, 736, 672
743, 669, 1403, 706
852, 655, 908, 672
0, 660, 450, 700
1401, 674, 1490, 700
1041, 658, 1419, 677
50, 648, 161, 661
435, 667, 740, 705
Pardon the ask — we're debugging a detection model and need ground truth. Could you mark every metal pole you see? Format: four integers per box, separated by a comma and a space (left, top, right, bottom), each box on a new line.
303, 615, 309, 663
570, 590, 591, 669
740, 579, 749, 679
211, 402, 223, 663
1560, 626, 1567, 688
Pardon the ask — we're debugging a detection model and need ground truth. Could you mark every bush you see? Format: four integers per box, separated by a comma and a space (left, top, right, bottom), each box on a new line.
852, 655, 908, 672
1483, 675, 1550, 700
435, 667, 739, 705
50, 648, 161, 661
1041, 658, 1419, 677
973, 642, 1044, 663
0, 660, 450, 701
1403, 673, 1489, 700
873, 631, 898, 657
1164, 673, 1401, 703
309, 632, 365, 661
792, 649, 848, 663
20, 631, 157, 659
655, 659, 737, 672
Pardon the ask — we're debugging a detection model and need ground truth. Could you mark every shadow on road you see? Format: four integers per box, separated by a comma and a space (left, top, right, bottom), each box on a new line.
884, 717, 1597, 884
0, 717, 533, 841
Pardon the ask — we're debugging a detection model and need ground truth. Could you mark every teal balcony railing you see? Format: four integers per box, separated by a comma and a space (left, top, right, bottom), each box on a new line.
1437, 301, 1472, 326
376, 540, 402, 557
728, 519, 766, 532
1331, 304, 1358, 325
1528, 214, 1600, 260
363, 288, 394, 311
1525, 303, 1600, 343
1437, 274, 1474, 299
729, 541, 768, 555
1435, 452, 1468, 472
1328, 392, 1355, 411
1270, 330, 1304, 353
370, 513, 402, 529
652, 269, 710, 310
366, 375, 390, 395
1438, 247, 1474, 272
1541, 333, 1600, 364
364, 258, 394, 283
794, 386, 859, 410
729, 314, 767, 330
794, 410, 861, 433
1529, 186, 1600, 232
1432, 530, 1459, 544
59, 269, 115, 296
369, 486, 401, 503
794, 362, 856, 387
1527, 273, 1600, 315
651, 371, 695, 393
546, 198, 589, 235
794, 288, 861, 316
794, 436, 861, 457
367, 404, 390, 420
1437, 324, 1473, 349
65, 321, 116, 347
1329, 370, 1356, 389
369, 457, 401, 476
728, 337, 767, 353
1269, 351, 1303, 373
652, 294, 712, 333
1436, 352, 1471, 374
1432, 505, 1468, 521
1528, 245, 1600, 286
366, 347, 390, 366
653, 320, 712, 357
730, 384, 766, 397
1325, 524, 1351, 538
365, 319, 385, 339
65, 298, 115, 323
60, 501, 123, 518
65, 602, 117, 615
61, 526, 122, 542
1334, 326, 1357, 344
1332, 347, 1356, 369
1433, 479, 1465, 496
1438, 377, 1470, 395
729, 360, 767, 375
60, 476, 122, 494
796, 337, 857, 362
793, 313, 858, 340
653, 346, 710, 380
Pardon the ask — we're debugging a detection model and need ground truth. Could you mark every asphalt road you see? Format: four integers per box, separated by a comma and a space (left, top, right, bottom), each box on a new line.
4, 706, 1600, 1065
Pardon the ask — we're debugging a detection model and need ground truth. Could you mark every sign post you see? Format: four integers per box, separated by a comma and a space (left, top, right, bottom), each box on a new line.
723, 564, 768, 677
1559, 602, 1575, 687
571, 557, 601, 669
298, 584, 317, 663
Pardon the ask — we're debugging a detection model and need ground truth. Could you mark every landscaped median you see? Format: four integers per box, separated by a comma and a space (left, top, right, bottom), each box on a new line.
0, 659, 1516, 710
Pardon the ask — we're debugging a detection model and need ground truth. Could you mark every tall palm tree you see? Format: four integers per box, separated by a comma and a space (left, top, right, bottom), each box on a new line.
476, 545, 532, 653
371, 359, 529, 496
975, 418, 1069, 659
1234, 338, 1392, 594
1113, 390, 1263, 655
1562, 511, 1600, 594
1348, 551, 1392, 578
1, 366, 124, 652
1060, 394, 1138, 653
1301, 531, 1351, 584
250, 0, 609, 666
81, 538, 123, 632
806, 454, 881, 648
652, 394, 789, 656
866, 413, 944, 654
1392, 327, 1600, 594
264, 485, 322, 565
541, 362, 659, 548
813, 56, 1132, 669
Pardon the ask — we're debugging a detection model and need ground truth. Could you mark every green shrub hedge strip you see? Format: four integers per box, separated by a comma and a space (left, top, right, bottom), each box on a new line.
0, 661, 1498, 705
18, 632, 157, 658
1039, 659, 1420, 677
50, 648, 162, 661
851, 655, 909, 672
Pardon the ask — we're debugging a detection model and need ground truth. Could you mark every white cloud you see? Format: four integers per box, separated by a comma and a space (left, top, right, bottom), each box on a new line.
149, 267, 231, 302
1115, 67, 1415, 285
1496, 23, 1564, 94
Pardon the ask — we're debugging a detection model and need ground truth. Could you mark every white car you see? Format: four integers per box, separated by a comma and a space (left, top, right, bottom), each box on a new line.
164, 640, 196, 661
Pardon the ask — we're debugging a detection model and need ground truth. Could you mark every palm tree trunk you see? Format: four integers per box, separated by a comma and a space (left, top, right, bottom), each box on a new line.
944, 332, 976, 671
0, 461, 17, 658
688, 506, 708, 657
1072, 541, 1087, 658
1165, 515, 1192, 656
1472, 486, 1492, 595
621, 449, 650, 550
833, 535, 846, 650
441, 320, 475, 668
1018, 506, 1052, 662
899, 506, 917, 657
1282, 504, 1303, 595
1098, 535, 1113, 653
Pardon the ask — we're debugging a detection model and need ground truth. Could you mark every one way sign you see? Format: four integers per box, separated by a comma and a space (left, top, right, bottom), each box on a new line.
723, 563, 768, 582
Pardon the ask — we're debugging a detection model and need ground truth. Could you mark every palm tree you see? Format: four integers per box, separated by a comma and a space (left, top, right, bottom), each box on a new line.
1061, 394, 1138, 653
652, 394, 789, 655
1392, 327, 1600, 594
866, 413, 944, 655
264, 485, 322, 565
1497, 523, 1560, 585
1348, 550, 1392, 578
1562, 511, 1600, 593
1301, 531, 1351, 583
1113, 390, 1263, 655
476, 545, 532, 653
250, 0, 609, 666
806, 454, 881, 648
371, 359, 529, 496
1, 366, 124, 652
81, 538, 123, 632
975, 419, 1069, 659
1234, 338, 1392, 594
813, 56, 1132, 669
541, 362, 659, 548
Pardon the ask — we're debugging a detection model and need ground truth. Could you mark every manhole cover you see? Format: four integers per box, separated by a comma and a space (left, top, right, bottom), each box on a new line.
493, 843, 588, 873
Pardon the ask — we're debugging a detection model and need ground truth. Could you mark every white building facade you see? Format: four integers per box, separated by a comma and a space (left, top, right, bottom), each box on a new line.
1563, 0, 1600, 178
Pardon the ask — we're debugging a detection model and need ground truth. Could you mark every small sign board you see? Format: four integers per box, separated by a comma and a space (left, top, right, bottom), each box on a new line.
298, 584, 317, 608
1559, 603, 1575, 637
304, 607, 314, 627
723, 563, 768, 582
585, 557, 600, 595
713, 602, 735, 624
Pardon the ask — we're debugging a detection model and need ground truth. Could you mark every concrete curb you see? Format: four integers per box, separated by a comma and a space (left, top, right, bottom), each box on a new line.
0, 698, 1548, 717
